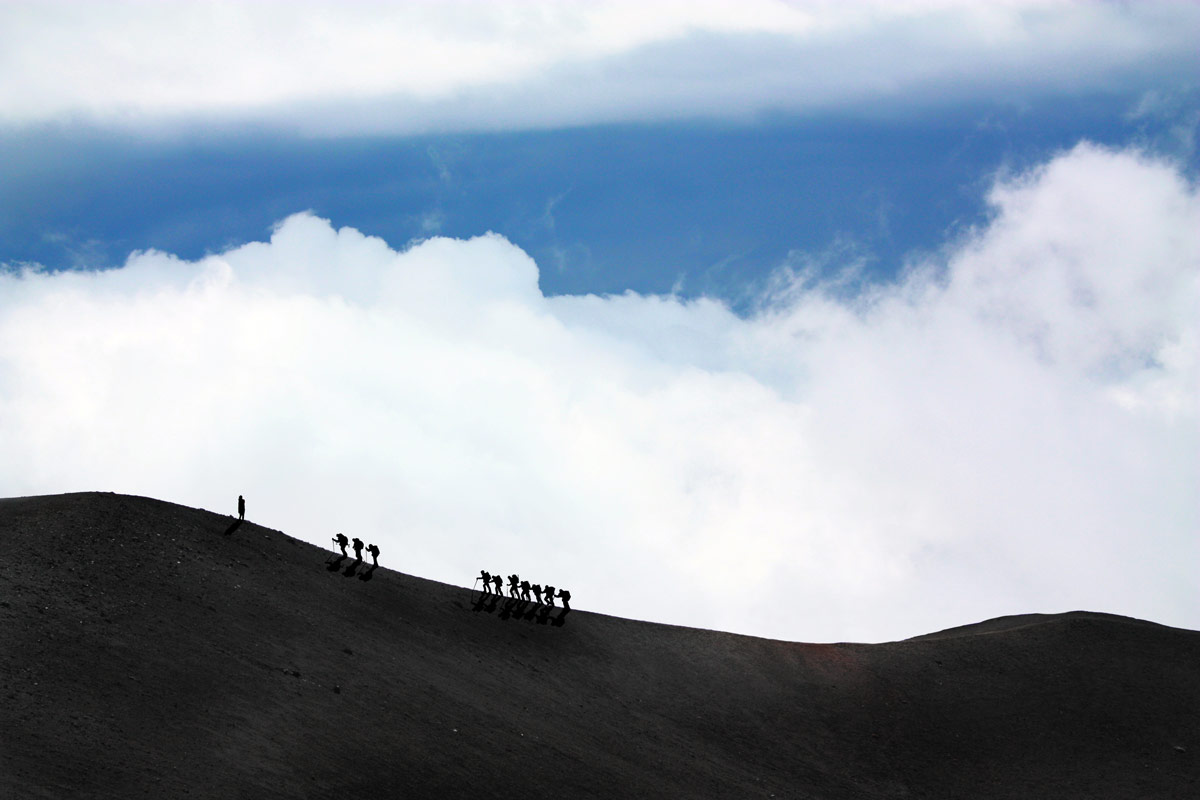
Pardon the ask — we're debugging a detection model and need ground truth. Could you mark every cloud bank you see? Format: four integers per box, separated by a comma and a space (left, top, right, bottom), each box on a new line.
2, 1, 1197, 133
1, 142, 1196, 642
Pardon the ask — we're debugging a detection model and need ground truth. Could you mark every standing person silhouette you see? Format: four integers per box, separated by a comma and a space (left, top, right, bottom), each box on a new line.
333, 533, 349, 557
532, 584, 543, 604
508, 574, 520, 598
492, 574, 504, 594
519, 579, 532, 601
237, 495, 245, 520
543, 585, 556, 607
366, 543, 380, 566
479, 570, 492, 593
557, 589, 571, 610
351, 537, 364, 562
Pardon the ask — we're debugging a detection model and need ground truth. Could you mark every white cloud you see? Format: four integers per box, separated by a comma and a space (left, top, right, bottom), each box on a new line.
1, 142, 1196, 641
0, 1, 1196, 133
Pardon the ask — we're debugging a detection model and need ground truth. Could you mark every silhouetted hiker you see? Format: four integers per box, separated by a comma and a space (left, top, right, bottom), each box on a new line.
237, 494, 245, 520
352, 537, 364, 562
532, 584, 543, 604
491, 574, 504, 594
520, 579, 532, 601
508, 574, 520, 598
333, 533, 349, 557
543, 585, 556, 607
479, 570, 492, 593
366, 543, 380, 566
557, 589, 571, 610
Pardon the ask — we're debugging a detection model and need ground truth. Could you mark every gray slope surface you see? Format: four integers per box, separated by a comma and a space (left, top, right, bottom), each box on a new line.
1, 492, 1197, 798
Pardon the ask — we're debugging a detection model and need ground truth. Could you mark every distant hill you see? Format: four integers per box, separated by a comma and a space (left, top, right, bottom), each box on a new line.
2, 492, 1197, 798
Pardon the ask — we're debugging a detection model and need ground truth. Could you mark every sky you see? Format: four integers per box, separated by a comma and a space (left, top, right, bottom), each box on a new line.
0, 1, 1197, 643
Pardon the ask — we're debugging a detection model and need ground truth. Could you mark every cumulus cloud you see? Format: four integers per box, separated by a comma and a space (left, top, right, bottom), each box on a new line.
0, 1, 1197, 133
1, 143, 1196, 641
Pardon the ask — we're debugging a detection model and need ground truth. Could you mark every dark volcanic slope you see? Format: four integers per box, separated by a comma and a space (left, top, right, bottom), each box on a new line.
2, 493, 1197, 799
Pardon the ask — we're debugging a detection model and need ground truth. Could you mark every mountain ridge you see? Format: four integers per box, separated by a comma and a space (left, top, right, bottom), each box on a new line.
2, 491, 1197, 798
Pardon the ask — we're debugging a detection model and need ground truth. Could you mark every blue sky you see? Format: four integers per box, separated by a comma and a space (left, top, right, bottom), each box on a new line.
2, 94, 1185, 302
1, 1, 1197, 642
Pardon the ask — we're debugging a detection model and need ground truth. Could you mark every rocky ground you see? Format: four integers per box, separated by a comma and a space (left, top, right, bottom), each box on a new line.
1, 492, 1197, 798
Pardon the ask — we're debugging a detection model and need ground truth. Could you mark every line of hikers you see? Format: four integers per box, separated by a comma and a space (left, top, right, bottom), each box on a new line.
332, 532, 381, 566
235, 497, 569, 610
477, 571, 570, 610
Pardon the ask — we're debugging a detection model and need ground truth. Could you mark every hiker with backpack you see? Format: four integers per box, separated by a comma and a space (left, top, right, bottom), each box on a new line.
351, 537, 364, 562
366, 543, 380, 566
543, 585, 556, 607
333, 533, 349, 557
